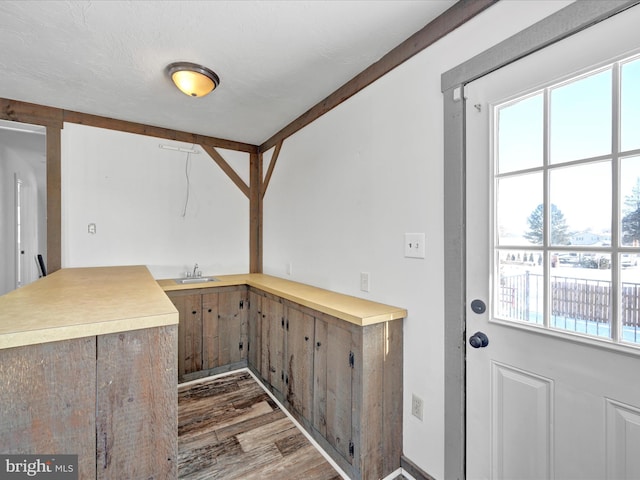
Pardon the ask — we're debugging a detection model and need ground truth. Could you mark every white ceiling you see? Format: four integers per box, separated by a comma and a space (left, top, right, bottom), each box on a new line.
0, 0, 456, 146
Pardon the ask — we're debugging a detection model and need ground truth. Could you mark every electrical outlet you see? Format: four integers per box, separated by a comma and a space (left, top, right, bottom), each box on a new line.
286, 263, 293, 276
360, 272, 370, 292
411, 394, 424, 421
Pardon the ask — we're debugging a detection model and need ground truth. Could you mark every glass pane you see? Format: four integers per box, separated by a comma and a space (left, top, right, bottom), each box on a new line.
621, 57, 640, 152
496, 173, 542, 246
496, 250, 543, 324
621, 156, 640, 247
550, 69, 612, 163
550, 251, 612, 339
497, 93, 543, 173
620, 255, 640, 345
549, 162, 611, 246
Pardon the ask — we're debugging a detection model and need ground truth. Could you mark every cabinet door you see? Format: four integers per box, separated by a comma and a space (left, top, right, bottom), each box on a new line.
261, 296, 284, 392
247, 290, 262, 372
285, 306, 315, 420
201, 292, 219, 370
169, 292, 202, 377
314, 317, 354, 464
217, 288, 247, 365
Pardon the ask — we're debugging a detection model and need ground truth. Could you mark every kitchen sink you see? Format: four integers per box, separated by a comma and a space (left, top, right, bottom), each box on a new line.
174, 276, 219, 284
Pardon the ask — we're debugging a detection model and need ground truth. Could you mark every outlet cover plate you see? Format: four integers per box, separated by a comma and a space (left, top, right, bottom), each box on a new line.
411, 393, 424, 421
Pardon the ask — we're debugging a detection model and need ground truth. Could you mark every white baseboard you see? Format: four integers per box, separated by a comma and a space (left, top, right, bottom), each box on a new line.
382, 467, 417, 480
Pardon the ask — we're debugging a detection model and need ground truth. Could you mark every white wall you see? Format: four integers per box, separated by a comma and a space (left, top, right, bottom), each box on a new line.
263, 1, 572, 477
61, 123, 249, 278
54, 2, 579, 477
0, 130, 46, 295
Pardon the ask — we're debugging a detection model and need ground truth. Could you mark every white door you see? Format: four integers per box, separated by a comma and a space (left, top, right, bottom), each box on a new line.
466, 7, 640, 480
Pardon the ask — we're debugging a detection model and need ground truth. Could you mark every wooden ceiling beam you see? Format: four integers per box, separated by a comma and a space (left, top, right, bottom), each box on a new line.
258, 0, 498, 153
63, 109, 258, 153
0, 98, 63, 127
0, 97, 258, 153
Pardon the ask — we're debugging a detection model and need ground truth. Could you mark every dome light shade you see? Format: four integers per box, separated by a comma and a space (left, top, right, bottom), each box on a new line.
167, 62, 220, 97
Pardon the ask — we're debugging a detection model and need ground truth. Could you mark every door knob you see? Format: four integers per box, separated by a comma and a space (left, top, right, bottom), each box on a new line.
469, 331, 489, 348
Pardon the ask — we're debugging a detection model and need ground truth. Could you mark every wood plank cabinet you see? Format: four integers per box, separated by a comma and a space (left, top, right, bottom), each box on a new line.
166, 282, 402, 479
168, 285, 248, 382
313, 313, 355, 465
260, 293, 285, 392
0, 325, 177, 479
285, 306, 315, 420
247, 287, 403, 480
170, 291, 202, 376
248, 291, 315, 417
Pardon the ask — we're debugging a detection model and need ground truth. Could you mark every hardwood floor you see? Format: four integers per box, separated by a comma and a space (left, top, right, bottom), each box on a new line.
178, 370, 345, 480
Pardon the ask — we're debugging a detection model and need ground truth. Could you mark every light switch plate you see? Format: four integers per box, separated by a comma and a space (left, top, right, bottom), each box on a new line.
405, 233, 425, 258
360, 272, 370, 292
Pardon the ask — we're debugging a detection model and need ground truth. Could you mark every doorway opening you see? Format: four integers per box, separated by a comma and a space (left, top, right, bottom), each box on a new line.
0, 119, 47, 295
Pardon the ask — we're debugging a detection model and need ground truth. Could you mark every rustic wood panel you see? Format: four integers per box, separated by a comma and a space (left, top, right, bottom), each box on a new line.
202, 292, 220, 370
178, 370, 341, 480
239, 290, 249, 360
313, 316, 328, 438
285, 307, 315, 419
248, 290, 263, 371
383, 319, 404, 475
348, 321, 363, 476
0, 337, 96, 479
173, 293, 203, 377
323, 320, 353, 464
359, 324, 384, 478
218, 289, 245, 365
97, 325, 178, 479
261, 296, 285, 392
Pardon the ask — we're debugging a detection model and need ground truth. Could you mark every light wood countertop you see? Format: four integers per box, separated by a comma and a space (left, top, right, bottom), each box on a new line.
0, 265, 178, 350
158, 273, 407, 326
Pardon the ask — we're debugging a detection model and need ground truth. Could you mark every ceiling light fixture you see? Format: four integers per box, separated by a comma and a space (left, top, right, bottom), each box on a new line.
166, 62, 220, 98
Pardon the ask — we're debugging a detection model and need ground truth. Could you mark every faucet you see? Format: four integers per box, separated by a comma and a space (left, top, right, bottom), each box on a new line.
192, 263, 200, 277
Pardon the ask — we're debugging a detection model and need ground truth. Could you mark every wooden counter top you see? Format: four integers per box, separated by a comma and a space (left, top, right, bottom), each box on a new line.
0, 266, 178, 350
158, 273, 407, 326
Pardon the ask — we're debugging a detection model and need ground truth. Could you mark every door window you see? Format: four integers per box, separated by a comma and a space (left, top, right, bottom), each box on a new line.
494, 53, 640, 346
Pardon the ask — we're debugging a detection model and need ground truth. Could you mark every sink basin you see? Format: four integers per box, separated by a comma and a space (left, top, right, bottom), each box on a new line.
174, 276, 219, 284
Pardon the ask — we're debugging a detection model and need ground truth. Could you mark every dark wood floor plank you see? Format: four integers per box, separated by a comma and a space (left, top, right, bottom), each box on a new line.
236, 417, 299, 451
178, 370, 344, 479
275, 430, 312, 457
215, 409, 286, 441
239, 444, 337, 480
298, 460, 345, 480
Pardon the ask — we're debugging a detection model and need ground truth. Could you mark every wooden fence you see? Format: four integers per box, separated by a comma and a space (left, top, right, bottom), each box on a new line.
500, 272, 640, 328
